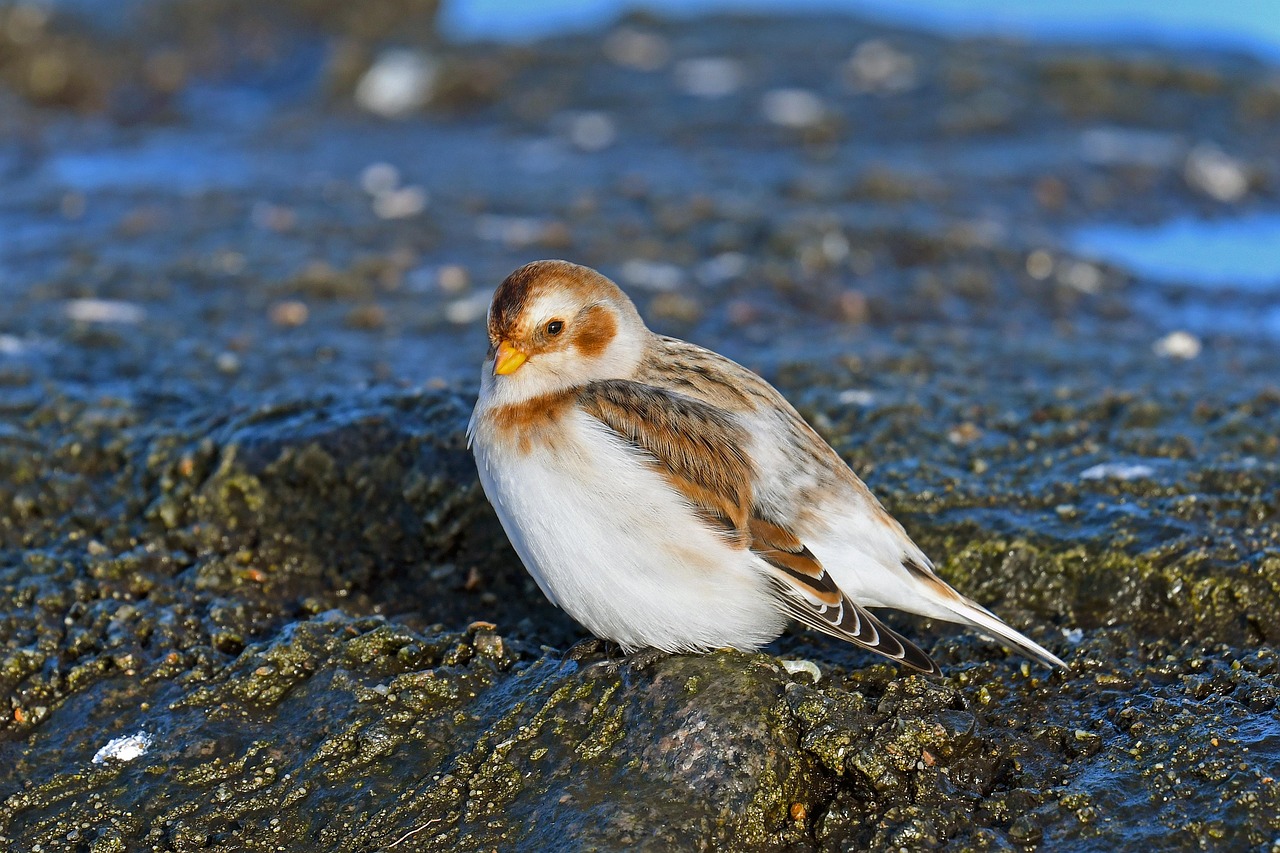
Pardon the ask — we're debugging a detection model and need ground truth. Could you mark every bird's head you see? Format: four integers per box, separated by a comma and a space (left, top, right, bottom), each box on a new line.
480, 259, 647, 403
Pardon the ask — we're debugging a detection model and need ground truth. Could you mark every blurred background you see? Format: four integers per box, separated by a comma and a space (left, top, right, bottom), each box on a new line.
1, 0, 1278, 397
450, 0, 1280, 55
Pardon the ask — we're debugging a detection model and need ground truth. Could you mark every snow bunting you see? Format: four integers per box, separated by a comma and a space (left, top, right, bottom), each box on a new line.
467, 260, 1066, 673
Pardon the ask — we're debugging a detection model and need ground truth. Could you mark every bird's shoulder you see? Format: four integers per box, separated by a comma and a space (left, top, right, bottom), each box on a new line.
574, 376, 754, 539
631, 335, 784, 413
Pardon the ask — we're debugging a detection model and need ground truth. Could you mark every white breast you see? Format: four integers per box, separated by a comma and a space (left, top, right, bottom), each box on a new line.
470, 406, 785, 652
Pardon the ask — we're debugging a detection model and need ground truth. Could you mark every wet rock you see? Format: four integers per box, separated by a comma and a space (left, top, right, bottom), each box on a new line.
0, 617, 817, 850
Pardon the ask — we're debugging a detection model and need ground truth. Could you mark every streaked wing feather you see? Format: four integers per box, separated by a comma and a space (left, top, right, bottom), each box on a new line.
752, 516, 938, 674
769, 575, 938, 674
577, 380, 754, 539
577, 378, 938, 674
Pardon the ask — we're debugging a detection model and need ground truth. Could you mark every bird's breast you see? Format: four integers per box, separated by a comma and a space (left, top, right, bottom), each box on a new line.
470, 405, 784, 652
476, 392, 576, 456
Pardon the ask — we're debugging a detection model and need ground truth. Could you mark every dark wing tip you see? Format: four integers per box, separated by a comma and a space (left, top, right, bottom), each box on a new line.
757, 532, 941, 675
888, 626, 940, 675
772, 582, 940, 675
844, 602, 939, 675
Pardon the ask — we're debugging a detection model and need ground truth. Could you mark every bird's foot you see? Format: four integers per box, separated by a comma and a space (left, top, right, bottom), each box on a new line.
621, 647, 670, 673
562, 637, 613, 664
576, 646, 671, 680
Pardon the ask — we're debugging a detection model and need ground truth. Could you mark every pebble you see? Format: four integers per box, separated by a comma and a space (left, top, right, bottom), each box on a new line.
1184, 144, 1249, 203
359, 162, 428, 219
215, 352, 241, 374
360, 163, 400, 196
1080, 462, 1156, 481
64, 299, 145, 325
648, 292, 702, 323
564, 111, 617, 152
372, 186, 428, 219
1057, 260, 1103, 294
444, 294, 490, 325
844, 40, 918, 94
836, 290, 869, 324
837, 389, 876, 406
345, 304, 386, 330
695, 252, 747, 285
92, 732, 152, 764
604, 28, 670, 71
4, 4, 50, 45
619, 259, 683, 292
269, 301, 309, 328
761, 88, 825, 128
674, 58, 744, 98
0, 334, 29, 355
1153, 330, 1202, 359
437, 264, 470, 294
354, 49, 438, 118
780, 659, 822, 682
1026, 250, 1055, 280
947, 422, 983, 445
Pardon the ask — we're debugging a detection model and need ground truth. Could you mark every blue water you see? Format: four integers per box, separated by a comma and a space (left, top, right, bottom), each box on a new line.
47, 135, 253, 193
1072, 215, 1280, 290
442, 0, 1280, 61
41, 0, 1280, 61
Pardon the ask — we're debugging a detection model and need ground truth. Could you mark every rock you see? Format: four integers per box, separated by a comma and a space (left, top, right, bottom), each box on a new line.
0, 617, 816, 850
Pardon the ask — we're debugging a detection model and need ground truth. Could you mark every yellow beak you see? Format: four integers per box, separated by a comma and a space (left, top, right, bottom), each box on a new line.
493, 341, 528, 376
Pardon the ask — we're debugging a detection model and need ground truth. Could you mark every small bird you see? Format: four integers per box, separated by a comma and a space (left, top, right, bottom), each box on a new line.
467, 260, 1066, 673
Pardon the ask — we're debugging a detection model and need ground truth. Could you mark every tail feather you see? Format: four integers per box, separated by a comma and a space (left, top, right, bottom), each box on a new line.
944, 597, 1069, 669
895, 556, 1068, 669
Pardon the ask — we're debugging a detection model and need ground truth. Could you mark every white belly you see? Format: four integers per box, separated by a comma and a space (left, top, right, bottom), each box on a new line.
471, 407, 784, 652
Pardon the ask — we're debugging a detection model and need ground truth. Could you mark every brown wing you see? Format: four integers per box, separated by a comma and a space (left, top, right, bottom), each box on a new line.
578, 380, 937, 673
577, 380, 754, 543
750, 517, 939, 674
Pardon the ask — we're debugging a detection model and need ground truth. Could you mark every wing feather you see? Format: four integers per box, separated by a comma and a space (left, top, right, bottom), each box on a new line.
620, 338, 1063, 670
752, 515, 938, 674
576, 378, 938, 673
577, 379, 754, 541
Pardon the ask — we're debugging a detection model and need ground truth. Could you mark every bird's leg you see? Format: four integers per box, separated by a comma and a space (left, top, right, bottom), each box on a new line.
561, 636, 612, 664
574, 645, 672, 679
621, 647, 670, 672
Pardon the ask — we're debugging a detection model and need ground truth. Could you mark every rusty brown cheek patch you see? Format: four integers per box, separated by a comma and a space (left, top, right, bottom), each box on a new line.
572, 305, 616, 358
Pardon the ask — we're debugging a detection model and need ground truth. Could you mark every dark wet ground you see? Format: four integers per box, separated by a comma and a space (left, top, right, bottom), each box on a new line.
1, 2, 1279, 850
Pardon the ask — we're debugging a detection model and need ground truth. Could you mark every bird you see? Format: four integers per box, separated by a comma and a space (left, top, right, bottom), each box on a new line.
467, 259, 1067, 674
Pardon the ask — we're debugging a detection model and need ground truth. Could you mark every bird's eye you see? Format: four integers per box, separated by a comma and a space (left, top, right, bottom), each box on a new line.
546, 320, 564, 336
